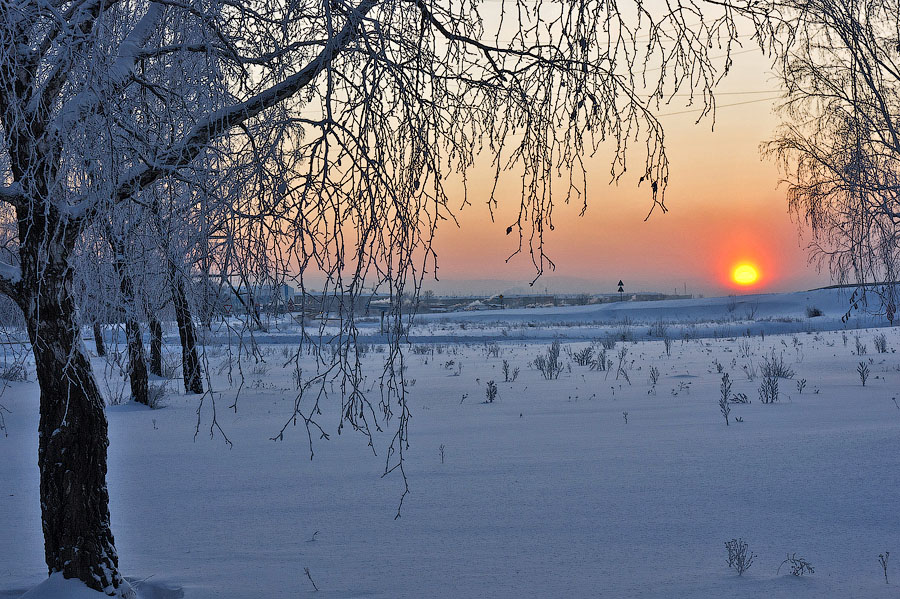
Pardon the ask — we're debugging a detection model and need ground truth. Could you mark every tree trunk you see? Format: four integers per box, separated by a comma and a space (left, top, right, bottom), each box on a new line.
170, 263, 203, 394
22, 264, 124, 594
124, 317, 149, 405
112, 253, 149, 406
93, 322, 106, 357
148, 315, 163, 377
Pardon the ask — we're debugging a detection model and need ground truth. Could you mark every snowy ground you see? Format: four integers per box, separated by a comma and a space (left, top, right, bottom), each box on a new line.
3, 288, 900, 598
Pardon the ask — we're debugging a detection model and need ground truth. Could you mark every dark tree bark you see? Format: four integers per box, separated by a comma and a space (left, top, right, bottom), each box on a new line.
12, 207, 124, 593
112, 253, 149, 406
93, 322, 106, 357
148, 314, 163, 377
170, 262, 203, 394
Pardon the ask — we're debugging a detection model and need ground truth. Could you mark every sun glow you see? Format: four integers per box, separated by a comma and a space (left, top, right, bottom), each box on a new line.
732, 263, 759, 286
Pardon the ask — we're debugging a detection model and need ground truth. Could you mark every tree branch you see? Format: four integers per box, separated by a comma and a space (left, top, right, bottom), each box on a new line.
110, 0, 376, 208
0, 184, 24, 209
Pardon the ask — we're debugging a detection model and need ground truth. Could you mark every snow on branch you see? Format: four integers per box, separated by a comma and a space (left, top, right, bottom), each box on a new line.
53, 3, 165, 134
0, 184, 24, 208
111, 0, 376, 206
0, 259, 22, 302
0, 261, 21, 286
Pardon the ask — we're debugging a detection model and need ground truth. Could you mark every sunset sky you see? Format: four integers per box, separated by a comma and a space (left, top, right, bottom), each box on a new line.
427, 47, 832, 298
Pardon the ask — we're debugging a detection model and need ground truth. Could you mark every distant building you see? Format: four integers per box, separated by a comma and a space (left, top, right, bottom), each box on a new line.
234, 283, 296, 313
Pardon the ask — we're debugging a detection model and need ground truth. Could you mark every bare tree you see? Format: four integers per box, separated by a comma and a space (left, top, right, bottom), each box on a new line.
767, 0, 900, 321
0, 0, 786, 593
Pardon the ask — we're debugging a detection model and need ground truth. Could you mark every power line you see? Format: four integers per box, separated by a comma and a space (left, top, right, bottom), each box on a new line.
647, 89, 781, 98
658, 95, 781, 116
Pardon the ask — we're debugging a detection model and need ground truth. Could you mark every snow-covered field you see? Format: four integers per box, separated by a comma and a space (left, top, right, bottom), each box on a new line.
3, 288, 900, 598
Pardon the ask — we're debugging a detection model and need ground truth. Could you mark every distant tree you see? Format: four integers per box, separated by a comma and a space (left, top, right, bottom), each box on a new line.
0, 0, 787, 594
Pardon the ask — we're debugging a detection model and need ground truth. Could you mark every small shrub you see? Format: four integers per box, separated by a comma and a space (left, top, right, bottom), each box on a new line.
761, 350, 795, 379
600, 335, 616, 350
806, 306, 823, 318
649, 365, 660, 386
615, 324, 635, 342
650, 319, 668, 338
778, 553, 815, 576
874, 333, 888, 354
719, 373, 732, 426
858, 361, 870, 386
501, 359, 520, 382
485, 380, 498, 403
250, 364, 270, 376
725, 538, 756, 576
569, 345, 594, 366
533, 341, 563, 380
745, 302, 759, 320
796, 378, 807, 394
878, 552, 890, 585
759, 373, 778, 404
663, 336, 673, 357
615, 345, 631, 384
855, 335, 867, 356
742, 361, 757, 381
147, 383, 166, 409
591, 348, 609, 371
730, 392, 750, 404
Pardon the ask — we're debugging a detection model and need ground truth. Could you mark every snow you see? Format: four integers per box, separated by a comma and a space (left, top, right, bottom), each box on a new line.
2, 288, 900, 597
16, 573, 137, 598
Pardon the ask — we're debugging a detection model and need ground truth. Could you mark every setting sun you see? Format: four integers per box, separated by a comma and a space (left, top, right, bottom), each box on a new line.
732, 263, 759, 285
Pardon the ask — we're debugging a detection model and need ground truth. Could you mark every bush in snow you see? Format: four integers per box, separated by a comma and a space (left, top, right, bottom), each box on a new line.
567, 345, 594, 366
759, 373, 779, 404
805, 305, 823, 318
719, 373, 732, 425
874, 333, 888, 354
533, 341, 563, 380
649, 365, 660, 387
591, 348, 610, 372
147, 383, 167, 410
725, 538, 756, 575
857, 361, 870, 386
501, 360, 520, 382
778, 553, 815, 576
485, 380, 498, 403
878, 552, 890, 584
760, 350, 794, 379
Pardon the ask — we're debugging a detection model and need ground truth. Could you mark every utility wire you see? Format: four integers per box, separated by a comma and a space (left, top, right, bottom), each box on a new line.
658, 95, 781, 116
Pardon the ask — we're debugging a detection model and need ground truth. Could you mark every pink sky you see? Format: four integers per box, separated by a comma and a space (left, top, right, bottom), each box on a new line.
426, 50, 831, 297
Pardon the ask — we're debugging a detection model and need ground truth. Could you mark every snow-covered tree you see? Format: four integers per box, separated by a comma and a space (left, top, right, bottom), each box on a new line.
0, 0, 787, 594
768, 0, 900, 320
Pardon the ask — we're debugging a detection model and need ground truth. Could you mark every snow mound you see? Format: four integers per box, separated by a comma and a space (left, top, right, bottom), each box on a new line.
19, 574, 182, 599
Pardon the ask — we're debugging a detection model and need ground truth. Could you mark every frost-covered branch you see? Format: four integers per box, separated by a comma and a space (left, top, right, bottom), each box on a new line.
110, 0, 376, 209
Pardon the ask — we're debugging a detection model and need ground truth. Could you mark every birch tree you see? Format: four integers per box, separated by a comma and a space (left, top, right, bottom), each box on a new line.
768, 0, 900, 320
0, 0, 787, 594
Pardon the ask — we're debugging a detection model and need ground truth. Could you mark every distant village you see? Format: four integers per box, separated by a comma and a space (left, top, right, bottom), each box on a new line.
219, 283, 694, 317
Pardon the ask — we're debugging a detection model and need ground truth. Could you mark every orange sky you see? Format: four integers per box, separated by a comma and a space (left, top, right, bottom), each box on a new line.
426, 49, 831, 297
